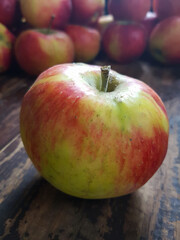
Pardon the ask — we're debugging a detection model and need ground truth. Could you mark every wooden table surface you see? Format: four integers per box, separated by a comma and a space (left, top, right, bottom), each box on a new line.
0, 58, 180, 240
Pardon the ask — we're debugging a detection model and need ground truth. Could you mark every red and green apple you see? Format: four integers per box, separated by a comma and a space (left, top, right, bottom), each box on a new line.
0, 23, 15, 73
14, 29, 74, 75
65, 24, 101, 62
149, 16, 180, 64
20, 63, 169, 199
102, 21, 147, 63
20, 0, 72, 29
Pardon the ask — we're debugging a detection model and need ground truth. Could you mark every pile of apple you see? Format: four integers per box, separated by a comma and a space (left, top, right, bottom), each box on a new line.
0, 0, 180, 76
0, 0, 103, 75
102, 0, 180, 65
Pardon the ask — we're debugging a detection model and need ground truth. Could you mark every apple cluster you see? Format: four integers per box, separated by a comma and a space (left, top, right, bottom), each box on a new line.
0, 0, 180, 75
0, 0, 104, 75
150, 0, 180, 64
103, 0, 180, 64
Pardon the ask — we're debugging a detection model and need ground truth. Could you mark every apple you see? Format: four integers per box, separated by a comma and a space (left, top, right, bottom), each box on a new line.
14, 29, 74, 75
96, 14, 114, 36
71, 0, 105, 26
153, 0, 180, 20
20, 0, 72, 29
20, 63, 169, 199
0, 23, 15, 73
65, 24, 101, 62
0, 0, 19, 27
141, 12, 159, 39
149, 16, 180, 64
108, 0, 151, 21
102, 21, 147, 63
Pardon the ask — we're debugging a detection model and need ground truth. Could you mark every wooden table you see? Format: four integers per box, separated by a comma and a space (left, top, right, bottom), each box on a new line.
0, 59, 180, 240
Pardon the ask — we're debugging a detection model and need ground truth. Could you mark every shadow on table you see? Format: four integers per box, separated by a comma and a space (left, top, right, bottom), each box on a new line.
0, 174, 143, 240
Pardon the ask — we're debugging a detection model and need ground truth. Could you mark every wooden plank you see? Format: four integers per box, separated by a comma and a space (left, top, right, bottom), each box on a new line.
0, 101, 180, 240
0, 72, 33, 150
0, 61, 180, 240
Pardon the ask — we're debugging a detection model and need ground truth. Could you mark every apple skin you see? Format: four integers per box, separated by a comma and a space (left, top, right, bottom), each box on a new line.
65, 25, 101, 62
71, 0, 105, 26
0, 23, 15, 73
0, 0, 19, 27
141, 12, 159, 39
20, 63, 169, 199
149, 16, 180, 64
102, 21, 147, 64
14, 29, 74, 75
153, 0, 180, 20
20, 0, 72, 29
108, 0, 151, 21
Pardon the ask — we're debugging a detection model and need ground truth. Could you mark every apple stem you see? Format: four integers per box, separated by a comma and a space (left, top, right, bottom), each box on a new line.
47, 15, 55, 34
101, 65, 111, 92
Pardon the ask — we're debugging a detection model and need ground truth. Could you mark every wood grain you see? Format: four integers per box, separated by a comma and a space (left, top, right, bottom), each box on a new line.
0, 60, 180, 240
0, 71, 33, 149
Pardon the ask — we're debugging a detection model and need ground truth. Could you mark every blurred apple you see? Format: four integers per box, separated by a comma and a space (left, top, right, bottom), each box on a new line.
141, 12, 159, 38
71, 0, 105, 25
96, 14, 114, 36
153, 0, 180, 20
65, 25, 101, 62
149, 16, 180, 64
20, 0, 72, 29
108, 0, 151, 21
102, 21, 147, 63
0, 0, 20, 27
14, 29, 74, 75
0, 23, 15, 73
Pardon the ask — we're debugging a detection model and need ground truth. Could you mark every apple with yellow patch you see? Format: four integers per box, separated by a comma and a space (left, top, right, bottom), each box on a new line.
15, 29, 74, 75
149, 16, 180, 64
20, 0, 72, 29
20, 63, 169, 199
0, 23, 15, 72
102, 21, 147, 63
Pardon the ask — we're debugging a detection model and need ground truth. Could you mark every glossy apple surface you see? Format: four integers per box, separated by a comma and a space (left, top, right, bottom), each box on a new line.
20, 63, 169, 199
65, 24, 101, 62
108, 0, 151, 21
15, 29, 74, 75
153, 0, 180, 20
20, 0, 72, 29
149, 16, 180, 64
0, 23, 15, 72
102, 21, 147, 63
71, 0, 105, 25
